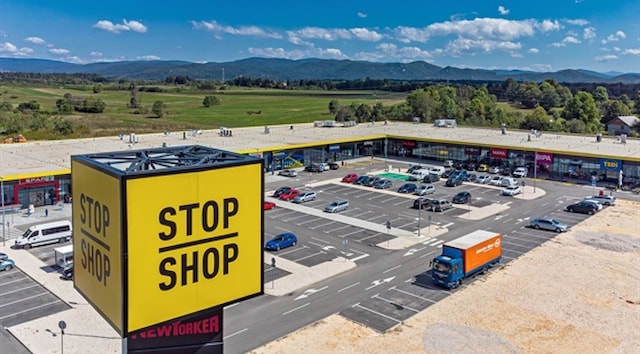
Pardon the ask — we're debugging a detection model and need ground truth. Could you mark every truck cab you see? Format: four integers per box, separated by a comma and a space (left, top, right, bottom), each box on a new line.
431, 255, 464, 288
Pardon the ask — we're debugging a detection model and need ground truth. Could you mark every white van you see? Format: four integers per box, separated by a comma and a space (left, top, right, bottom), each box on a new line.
501, 177, 518, 188
409, 168, 431, 181
15, 220, 72, 249
428, 166, 446, 176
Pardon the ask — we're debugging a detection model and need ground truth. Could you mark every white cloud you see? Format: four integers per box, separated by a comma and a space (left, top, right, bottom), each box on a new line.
551, 36, 581, 47
425, 18, 538, 40
583, 27, 596, 40
565, 19, 589, 26
90, 51, 103, 57
445, 38, 521, 55
25, 37, 46, 45
498, 6, 509, 15
601, 30, 626, 44
137, 55, 161, 61
528, 48, 539, 54
535, 19, 562, 32
93, 19, 147, 33
357, 12, 367, 18
348, 28, 383, 41
49, 48, 70, 55
595, 54, 618, 62
192, 20, 281, 39
622, 48, 640, 55
0, 42, 33, 56
394, 26, 430, 43
247, 46, 347, 60
531, 64, 553, 72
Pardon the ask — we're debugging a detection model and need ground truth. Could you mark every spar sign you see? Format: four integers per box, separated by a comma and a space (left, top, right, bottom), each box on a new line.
71, 146, 264, 338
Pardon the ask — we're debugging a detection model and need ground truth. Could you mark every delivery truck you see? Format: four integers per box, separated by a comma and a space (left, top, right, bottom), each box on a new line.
430, 230, 502, 289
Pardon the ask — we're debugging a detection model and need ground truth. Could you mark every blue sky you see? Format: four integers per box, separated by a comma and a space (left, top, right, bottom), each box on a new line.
1, 1, 639, 73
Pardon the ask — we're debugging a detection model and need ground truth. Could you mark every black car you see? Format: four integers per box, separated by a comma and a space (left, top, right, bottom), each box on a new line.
445, 177, 463, 187
441, 170, 453, 179
273, 186, 292, 197
452, 191, 471, 204
328, 162, 340, 170
60, 264, 73, 281
423, 174, 440, 183
566, 201, 599, 215
413, 197, 432, 209
464, 173, 477, 182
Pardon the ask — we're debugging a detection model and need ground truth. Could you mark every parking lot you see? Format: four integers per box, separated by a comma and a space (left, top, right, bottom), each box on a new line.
0, 267, 70, 328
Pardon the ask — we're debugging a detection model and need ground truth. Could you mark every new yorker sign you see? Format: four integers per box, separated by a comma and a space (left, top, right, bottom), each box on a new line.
72, 146, 264, 344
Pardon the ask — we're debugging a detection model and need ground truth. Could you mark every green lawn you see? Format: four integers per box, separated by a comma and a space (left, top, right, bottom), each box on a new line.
0, 85, 405, 138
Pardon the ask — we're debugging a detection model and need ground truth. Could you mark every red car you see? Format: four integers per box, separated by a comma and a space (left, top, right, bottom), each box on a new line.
279, 189, 300, 201
263, 201, 276, 210
341, 173, 358, 183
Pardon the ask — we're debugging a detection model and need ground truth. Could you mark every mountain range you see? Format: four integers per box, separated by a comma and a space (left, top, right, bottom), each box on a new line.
1, 57, 639, 84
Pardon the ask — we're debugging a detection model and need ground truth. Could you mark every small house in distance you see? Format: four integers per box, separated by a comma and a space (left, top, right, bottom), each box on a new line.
607, 115, 639, 135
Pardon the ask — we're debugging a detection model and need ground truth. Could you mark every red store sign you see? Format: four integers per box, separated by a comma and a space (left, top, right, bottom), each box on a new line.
489, 148, 507, 159
19, 176, 55, 185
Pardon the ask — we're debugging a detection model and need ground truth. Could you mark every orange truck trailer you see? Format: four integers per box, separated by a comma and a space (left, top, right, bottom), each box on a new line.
430, 230, 502, 289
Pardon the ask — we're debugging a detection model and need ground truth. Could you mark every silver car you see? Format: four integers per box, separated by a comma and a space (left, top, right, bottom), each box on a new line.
324, 199, 349, 213
293, 190, 316, 203
278, 169, 298, 177
530, 217, 568, 232
415, 184, 436, 196
585, 195, 616, 206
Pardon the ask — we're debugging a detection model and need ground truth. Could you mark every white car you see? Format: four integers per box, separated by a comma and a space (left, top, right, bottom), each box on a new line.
488, 166, 502, 174
585, 195, 616, 206
278, 169, 298, 177
512, 167, 528, 178
476, 175, 491, 184
489, 176, 504, 186
502, 185, 522, 196
415, 184, 436, 196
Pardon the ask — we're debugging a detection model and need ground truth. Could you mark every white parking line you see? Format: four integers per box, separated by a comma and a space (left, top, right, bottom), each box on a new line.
293, 250, 326, 262
352, 303, 401, 323
0, 300, 61, 320
351, 253, 370, 262
342, 229, 363, 237
389, 286, 437, 303
325, 224, 352, 233
442, 222, 454, 228
2, 284, 41, 296
373, 294, 420, 313
309, 220, 337, 229
0, 293, 50, 309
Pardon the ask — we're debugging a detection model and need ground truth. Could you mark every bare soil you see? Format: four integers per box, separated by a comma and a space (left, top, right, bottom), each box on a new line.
252, 200, 640, 354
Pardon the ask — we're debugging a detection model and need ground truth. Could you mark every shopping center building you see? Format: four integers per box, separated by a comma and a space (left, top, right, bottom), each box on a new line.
1, 121, 639, 208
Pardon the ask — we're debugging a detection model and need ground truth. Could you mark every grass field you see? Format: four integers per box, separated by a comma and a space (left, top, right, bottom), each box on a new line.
0, 85, 407, 138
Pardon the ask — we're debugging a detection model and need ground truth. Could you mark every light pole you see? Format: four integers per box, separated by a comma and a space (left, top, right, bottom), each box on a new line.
417, 204, 422, 237
1, 176, 5, 247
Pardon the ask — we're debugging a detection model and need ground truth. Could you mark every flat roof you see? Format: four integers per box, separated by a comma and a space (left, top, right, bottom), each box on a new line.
1, 122, 638, 180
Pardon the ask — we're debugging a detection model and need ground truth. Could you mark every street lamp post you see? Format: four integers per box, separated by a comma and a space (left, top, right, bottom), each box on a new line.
1, 176, 5, 247
417, 204, 422, 237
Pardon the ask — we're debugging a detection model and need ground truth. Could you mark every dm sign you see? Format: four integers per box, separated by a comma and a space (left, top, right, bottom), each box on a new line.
600, 158, 622, 172
72, 160, 123, 334
125, 163, 263, 333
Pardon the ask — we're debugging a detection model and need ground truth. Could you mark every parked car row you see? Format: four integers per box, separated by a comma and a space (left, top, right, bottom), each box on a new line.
342, 174, 394, 189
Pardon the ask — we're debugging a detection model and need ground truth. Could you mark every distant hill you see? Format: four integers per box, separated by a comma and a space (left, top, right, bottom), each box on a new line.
0, 57, 638, 84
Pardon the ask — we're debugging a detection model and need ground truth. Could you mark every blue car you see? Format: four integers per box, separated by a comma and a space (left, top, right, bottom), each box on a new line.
397, 183, 417, 193
265, 232, 298, 251
0, 257, 15, 271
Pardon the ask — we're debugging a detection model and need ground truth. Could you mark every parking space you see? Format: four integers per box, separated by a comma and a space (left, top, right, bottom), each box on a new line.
264, 207, 387, 266
0, 268, 70, 328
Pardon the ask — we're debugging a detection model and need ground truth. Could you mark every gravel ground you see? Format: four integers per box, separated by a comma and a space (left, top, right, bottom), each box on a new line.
252, 199, 640, 354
